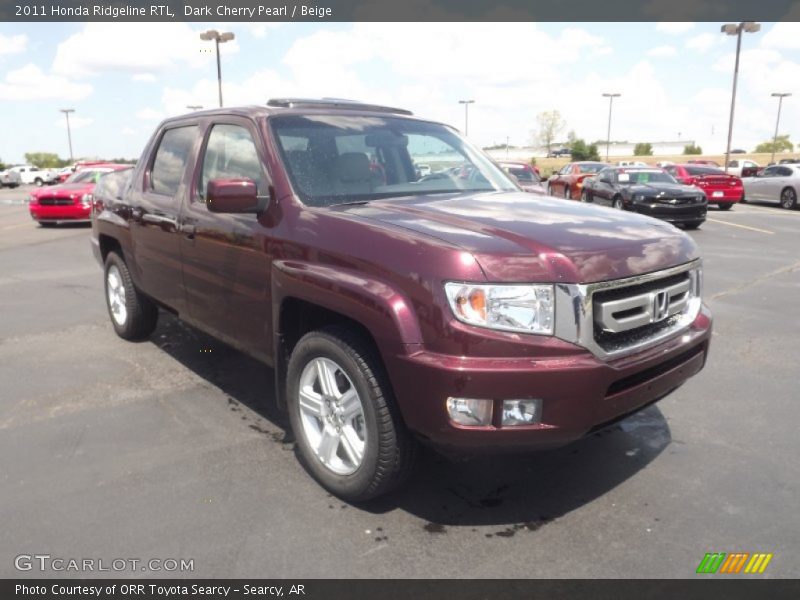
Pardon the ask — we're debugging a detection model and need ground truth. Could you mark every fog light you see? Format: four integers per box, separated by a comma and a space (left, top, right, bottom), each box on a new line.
446, 397, 493, 426
501, 399, 542, 426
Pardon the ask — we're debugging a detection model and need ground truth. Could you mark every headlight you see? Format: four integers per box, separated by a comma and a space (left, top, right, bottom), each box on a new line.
632, 194, 645, 201
444, 283, 554, 335
81, 193, 92, 205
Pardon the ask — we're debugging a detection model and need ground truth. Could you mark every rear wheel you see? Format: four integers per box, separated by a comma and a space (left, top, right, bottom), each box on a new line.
104, 251, 158, 340
286, 326, 417, 501
34, 178, 43, 187
780, 187, 797, 210
684, 221, 703, 230
612, 196, 624, 210
580, 189, 591, 203
718, 203, 733, 211
563, 186, 570, 199
740, 193, 747, 204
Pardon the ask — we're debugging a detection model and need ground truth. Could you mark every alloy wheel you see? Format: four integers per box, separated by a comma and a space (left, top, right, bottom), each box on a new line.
106, 265, 127, 326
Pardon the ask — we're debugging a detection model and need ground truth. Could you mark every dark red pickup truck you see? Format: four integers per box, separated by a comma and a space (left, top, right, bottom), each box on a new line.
91, 99, 711, 500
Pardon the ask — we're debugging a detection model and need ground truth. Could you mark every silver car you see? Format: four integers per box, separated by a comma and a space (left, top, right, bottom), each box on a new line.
0, 169, 22, 188
742, 164, 800, 210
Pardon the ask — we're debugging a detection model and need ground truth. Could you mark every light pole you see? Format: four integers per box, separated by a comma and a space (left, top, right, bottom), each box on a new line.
59, 109, 75, 163
721, 21, 761, 173
602, 93, 620, 161
200, 29, 235, 108
186, 105, 203, 111
458, 100, 475, 136
770, 92, 791, 164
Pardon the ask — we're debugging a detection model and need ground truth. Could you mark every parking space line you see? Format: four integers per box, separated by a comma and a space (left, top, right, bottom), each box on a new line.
706, 218, 774, 235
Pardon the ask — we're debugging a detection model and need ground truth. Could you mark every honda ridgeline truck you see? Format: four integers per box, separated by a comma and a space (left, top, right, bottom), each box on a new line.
91, 99, 712, 501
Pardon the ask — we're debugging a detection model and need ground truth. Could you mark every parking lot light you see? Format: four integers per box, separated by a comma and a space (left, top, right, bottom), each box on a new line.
59, 108, 75, 163
770, 93, 791, 164
200, 29, 235, 108
458, 100, 475, 136
721, 22, 761, 173
602, 93, 621, 162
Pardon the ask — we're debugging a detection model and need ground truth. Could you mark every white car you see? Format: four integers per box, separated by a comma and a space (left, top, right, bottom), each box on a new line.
0, 169, 22, 188
8, 165, 58, 186
726, 159, 759, 177
742, 164, 799, 209
616, 160, 648, 167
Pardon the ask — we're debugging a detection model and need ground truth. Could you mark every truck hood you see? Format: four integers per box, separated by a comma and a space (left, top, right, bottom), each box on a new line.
342, 192, 698, 283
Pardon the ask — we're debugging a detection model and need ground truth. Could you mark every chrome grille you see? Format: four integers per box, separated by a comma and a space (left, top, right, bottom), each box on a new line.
553, 261, 703, 360
38, 197, 74, 206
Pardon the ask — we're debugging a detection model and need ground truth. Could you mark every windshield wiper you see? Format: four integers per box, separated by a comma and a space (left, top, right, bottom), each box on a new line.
329, 200, 371, 207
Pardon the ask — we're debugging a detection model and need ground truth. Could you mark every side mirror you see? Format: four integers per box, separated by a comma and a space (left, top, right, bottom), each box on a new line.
207, 178, 266, 213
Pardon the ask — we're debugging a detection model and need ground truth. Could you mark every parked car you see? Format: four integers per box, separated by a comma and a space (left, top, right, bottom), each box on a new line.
91, 99, 711, 501
656, 161, 675, 168
616, 160, 648, 167
726, 159, 760, 178
581, 166, 707, 229
29, 164, 131, 226
56, 166, 76, 183
778, 158, 799, 165
8, 165, 58, 186
547, 148, 571, 158
498, 160, 545, 194
546, 161, 607, 199
731, 149, 747, 154
0, 169, 22, 188
664, 164, 743, 210
742, 164, 800, 209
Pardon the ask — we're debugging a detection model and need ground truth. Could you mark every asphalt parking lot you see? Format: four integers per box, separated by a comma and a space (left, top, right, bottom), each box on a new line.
1, 184, 798, 579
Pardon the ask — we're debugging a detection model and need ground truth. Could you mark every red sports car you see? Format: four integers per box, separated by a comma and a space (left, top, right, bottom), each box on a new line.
498, 160, 545, 194
664, 164, 743, 210
546, 161, 607, 200
29, 164, 130, 226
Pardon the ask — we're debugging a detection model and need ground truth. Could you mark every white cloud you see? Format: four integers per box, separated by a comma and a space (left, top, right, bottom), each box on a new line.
241, 23, 283, 38
135, 107, 164, 121
762, 22, 800, 50
121, 127, 137, 135
53, 23, 239, 78
686, 33, 721, 53
132, 73, 157, 83
54, 116, 93, 130
0, 33, 27, 56
647, 45, 677, 58
656, 22, 696, 35
0, 64, 92, 101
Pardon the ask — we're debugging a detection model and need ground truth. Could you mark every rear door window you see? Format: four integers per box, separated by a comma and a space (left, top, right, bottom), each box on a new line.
150, 126, 198, 196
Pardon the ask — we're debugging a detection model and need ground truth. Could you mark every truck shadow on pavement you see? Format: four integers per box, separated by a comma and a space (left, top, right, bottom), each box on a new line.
151, 312, 674, 530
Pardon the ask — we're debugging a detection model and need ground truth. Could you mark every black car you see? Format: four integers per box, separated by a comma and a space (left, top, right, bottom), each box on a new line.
581, 167, 707, 229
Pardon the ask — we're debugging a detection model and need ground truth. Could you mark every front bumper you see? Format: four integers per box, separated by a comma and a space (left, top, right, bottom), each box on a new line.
630, 201, 707, 224
387, 306, 711, 452
29, 203, 91, 222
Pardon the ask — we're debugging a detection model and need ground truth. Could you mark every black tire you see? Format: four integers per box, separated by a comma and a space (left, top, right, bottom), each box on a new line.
780, 187, 797, 210
34, 178, 43, 187
684, 221, 703, 230
286, 326, 417, 502
612, 195, 624, 210
546, 183, 553, 196
718, 203, 733, 211
563, 185, 570, 199
740, 193, 747, 204
580, 189, 591, 203
103, 251, 158, 340
38, 222, 56, 228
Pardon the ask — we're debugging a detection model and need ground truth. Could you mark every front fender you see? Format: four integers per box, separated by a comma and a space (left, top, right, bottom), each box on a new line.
271, 260, 422, 346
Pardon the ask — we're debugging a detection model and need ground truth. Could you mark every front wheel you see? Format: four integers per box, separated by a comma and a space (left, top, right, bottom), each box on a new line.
780, 187, 797, 210
580, 189, 591, 203
563, 186, 570, 199
34, 178, 43, 187
104, 252, 158, 340
286, 326, 417, 501
612, 196, 624, 210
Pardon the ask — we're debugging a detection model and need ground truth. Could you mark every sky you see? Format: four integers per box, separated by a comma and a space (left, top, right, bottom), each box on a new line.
1, 20, 799, 164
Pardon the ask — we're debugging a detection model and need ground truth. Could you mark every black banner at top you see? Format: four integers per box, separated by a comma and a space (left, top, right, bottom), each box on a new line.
1, 0, 797, 22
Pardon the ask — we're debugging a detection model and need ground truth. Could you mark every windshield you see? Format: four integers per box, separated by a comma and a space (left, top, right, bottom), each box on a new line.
685, 166, 724, 176
616, 170, 676, 184
578, 163, 606, 174
269, 114, 517, 207
67, 169, 107, 184
502, 166, 538, 183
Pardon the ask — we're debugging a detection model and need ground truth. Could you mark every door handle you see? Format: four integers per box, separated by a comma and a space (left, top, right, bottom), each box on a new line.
180, 222, 196, 240
142, 213, 178, 227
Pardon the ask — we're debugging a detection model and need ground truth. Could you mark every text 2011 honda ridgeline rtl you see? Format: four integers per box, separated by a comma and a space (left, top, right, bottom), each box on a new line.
91, 99, 711, 500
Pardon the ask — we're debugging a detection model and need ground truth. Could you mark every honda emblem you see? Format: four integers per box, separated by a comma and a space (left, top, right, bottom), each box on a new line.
652, 290, 669, 322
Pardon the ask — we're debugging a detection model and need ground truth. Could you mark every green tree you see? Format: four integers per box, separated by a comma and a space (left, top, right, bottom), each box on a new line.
0, 158, 6, 171
683, 144, 702, 155
570, 139, 600, 161
754, 135, 793, 154
534, 110, 566, 155
634, 143, 653, 156
24, 152, 69, 168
